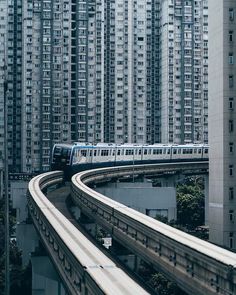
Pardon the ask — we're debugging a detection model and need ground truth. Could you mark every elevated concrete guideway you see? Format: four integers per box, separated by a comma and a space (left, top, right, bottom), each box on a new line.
28, 161, 236, 295
71, 162, 236, 295
28, 171, 149, 295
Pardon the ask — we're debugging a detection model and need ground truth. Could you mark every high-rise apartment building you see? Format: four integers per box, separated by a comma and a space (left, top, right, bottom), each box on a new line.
0, 0, 7, 171
3, 0, 208, 173
7, 0, 22, 172
209, 0, 236, 250
85, 0, 160, 145
78, 0, 208, 145
21, 0, 74, 172
160, 0, 208, 144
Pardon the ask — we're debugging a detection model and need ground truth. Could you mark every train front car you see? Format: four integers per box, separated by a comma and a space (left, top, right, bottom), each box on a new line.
51, 144, 73, 178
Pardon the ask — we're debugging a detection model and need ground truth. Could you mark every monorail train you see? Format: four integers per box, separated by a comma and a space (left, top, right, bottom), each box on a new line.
51, 142, 209, 177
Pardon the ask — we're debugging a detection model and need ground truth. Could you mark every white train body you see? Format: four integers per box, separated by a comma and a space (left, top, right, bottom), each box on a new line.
51, 142, 209, 177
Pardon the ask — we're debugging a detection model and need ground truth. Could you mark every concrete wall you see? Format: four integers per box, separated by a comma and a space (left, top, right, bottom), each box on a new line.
95, 182, 176, 221
32, 256, 67, 295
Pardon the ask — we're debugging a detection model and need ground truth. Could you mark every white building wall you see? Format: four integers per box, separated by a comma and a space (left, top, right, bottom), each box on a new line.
209, 0, 236, 249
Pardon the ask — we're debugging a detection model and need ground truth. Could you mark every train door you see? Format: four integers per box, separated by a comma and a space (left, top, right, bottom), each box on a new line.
86, 148, 93, 164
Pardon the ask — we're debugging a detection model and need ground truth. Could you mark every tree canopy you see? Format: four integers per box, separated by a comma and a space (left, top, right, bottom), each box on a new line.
176, 177, 205, 229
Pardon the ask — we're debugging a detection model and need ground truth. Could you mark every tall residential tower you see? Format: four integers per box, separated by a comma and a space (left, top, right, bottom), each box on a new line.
160, 0, 208, 144
0, 0, 7, 171
4, 0, 208, 173
209, 0, 236, 249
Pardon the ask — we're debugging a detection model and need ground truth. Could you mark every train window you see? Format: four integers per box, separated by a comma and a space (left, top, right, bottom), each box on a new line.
135, 149, 138, 155
54, 147, 61, 155
125, 149, 133, 155
173, 149, 177, 154
122, 149, 124, 155
144, 149, 147, 155
153, 149, 157, 155
189, 149, 193, 154
148, 149, 152, 155
204, 149, 208, 154
167, 149, 170, 154
73, 150, 78, 158
194, 148, 197, 153
139, 149, 142, 155
90, 150, 92, 156
163, 149, 166, 154
94, 150, 97, 156
198, 149, 202, 154
117, 149, 121, 155
61, 149, 67, 157
159, 149, 162, 154
178, 149, 181, 154
112, 150, 115, 156
81, 150, 87, 157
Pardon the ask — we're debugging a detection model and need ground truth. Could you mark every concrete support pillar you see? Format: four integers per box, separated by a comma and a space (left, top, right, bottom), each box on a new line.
70, 205, 81, 220
16, 223, 39, 267
118, 254, 137, 271
204, 174, 209, 226
31, 255, 67, 295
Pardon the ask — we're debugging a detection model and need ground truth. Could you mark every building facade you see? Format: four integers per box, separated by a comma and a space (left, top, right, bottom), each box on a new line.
85, 0, 160, 145
160, 0, 208, 144
3, 0, 208, 173
209, 0, 236, 249
0, 0, 7, 172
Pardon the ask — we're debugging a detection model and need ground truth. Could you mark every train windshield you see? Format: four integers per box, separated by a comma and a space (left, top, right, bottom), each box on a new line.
51, 145, 72, 168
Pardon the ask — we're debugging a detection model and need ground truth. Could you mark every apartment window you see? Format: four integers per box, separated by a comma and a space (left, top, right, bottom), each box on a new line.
230, 142, 234, 153
229, 30, 233, 42
229, 97, 234, 110
229, 75, 234, 88
229, 165, 234, 176
229, 120, 234, 132
229, 53, 234, 64
229, 187, 234, 200
229, 210, 234, 222
229, 232, 234, 249
229, 8, 234, 21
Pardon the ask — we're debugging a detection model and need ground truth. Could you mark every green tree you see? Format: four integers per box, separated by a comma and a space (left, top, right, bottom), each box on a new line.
138, 261, 185, 295
149, 273, 184, 295
176, 178, 205, 229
